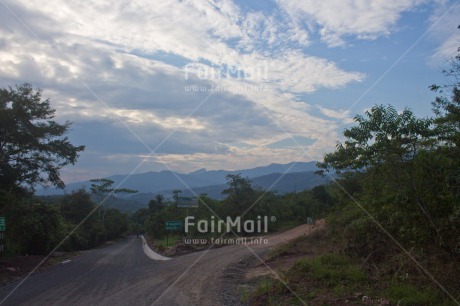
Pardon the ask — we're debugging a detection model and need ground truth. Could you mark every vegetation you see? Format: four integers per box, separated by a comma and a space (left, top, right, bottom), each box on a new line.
0, 83, 84, 194
248, 34, 460, 305
137, 174, 333, 241
0, 84, 129, 256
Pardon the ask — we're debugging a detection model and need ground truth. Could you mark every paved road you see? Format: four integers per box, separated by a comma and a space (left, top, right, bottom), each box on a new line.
0, 224, 315, 305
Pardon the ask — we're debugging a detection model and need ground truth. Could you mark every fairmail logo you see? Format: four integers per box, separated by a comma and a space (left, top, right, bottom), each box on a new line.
184, 215, 276, 233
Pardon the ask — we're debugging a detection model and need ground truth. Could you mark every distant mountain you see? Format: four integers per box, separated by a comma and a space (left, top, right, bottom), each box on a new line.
187, 161, 319, 183
36, 161, 319, 196
251, 171, 331, 193
43, 168, 331, 212
162, 170, 331, 201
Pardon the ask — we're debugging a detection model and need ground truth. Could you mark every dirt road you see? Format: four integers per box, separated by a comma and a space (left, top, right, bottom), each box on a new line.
0, 224, 317, 305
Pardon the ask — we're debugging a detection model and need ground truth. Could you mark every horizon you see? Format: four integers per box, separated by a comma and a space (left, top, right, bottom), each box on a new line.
56, 160, 319, 185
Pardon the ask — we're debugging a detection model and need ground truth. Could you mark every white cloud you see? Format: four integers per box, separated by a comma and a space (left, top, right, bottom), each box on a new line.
317, 105, 353, 122
1, 0, 400, 181
277, 0, 430, 46
429, 2, 460, 63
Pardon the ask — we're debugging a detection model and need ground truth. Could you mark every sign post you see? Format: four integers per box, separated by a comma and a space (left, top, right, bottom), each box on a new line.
165, 221, 183, 247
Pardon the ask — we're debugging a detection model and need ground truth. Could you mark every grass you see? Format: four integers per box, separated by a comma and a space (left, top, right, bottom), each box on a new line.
156, 234, 182, 249
291, 254, 368, 288
249, 226, 372, 305
384, 282, 452, 306
267, 226, 340, 261
248, 227, 456, 306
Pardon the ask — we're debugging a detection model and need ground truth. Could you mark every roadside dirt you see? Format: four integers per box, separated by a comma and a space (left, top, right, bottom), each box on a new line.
245, 220, 326, 280
0, 252, 79, 286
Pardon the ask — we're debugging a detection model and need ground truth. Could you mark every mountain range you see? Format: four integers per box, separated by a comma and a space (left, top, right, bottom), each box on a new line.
37, 161, 331, 211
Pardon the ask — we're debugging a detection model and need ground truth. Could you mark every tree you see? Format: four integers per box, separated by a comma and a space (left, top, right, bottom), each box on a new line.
222, 174, 253, 199
60, 189, 96, 224
429, 32, 460, 249
430, 31, 460, 150
148, 194, 164, 213
317, 104, 433, 175
172, 189, 182, 204
155, 194, 164, 206
90, 178, 137, 224
316, 105, 445, 244
0, 83, 85, 194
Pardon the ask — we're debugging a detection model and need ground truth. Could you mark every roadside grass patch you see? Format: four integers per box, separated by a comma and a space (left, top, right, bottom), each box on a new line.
248, 253, 372, 305
248, 231, 457, 306
267, 227, 340, 261
290, 254, 369, 292
248, 277, 290, 306
155, 234, 182, 250
384, 282, 451, 306
267, 240, 296, 260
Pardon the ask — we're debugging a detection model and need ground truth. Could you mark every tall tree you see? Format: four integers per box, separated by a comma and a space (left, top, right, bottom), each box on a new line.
90, 178, 137, 224
430, 30, 460, 150
0, 83, 85, 194
316, 105, 443, 242
222, 174, 253, 199
317, 104, 433, 175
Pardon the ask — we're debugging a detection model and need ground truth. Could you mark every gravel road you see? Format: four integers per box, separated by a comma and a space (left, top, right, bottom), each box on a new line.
0, 224, 315, 305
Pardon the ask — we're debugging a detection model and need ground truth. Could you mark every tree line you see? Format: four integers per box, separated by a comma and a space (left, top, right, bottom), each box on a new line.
132, 173, 333, 240
313, 42, 460, 297
0, 84, 132, 255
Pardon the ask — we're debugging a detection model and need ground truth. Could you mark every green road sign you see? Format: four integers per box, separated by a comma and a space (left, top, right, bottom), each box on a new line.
0, 217, 5, 231
166, 221, 182, 230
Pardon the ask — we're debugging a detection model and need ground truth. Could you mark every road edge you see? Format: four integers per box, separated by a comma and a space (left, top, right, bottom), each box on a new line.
140, 236, 171, 261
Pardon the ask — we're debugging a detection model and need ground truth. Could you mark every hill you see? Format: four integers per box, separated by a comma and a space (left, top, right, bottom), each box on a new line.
36, 161, 319, 196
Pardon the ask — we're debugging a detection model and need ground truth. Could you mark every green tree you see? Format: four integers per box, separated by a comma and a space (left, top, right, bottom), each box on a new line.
148, 194, 164, 213
222, 174, 253, 199
90, 178, 137, 224
430, 32, 460, 150
317, 104, 433, 175
316, 105, 446, 244
172, 189, 182, 204
0, 83, 84, 194
60, 188, 96, 224
15, 202, 66, 254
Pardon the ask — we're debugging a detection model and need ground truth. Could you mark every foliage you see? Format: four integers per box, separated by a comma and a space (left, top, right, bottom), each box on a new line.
0, 83, 84, 194
0, 188, 130, 255
312, 38, 460, 301
90, 178, 138, 197
317, 104, 434, 175
90, 178, 137, 225
141, 174, 334, 239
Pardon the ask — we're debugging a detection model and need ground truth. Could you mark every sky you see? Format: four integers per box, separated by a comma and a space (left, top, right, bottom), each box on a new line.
0, 0, 459, 184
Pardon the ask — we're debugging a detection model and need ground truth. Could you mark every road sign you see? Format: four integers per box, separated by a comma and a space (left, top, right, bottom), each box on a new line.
166, 221, 182, 230
177, 197, 199, 208
0, 217, 5, 231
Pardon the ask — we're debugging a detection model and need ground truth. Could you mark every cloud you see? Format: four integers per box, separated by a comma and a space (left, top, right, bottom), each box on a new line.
277, 0, 430, 47
428, 2, 460, 63
316, 105, 353, 123
6, 0, 439, 182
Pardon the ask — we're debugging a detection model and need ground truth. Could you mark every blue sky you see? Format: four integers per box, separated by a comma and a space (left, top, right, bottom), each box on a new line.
0, 0, 459, 183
